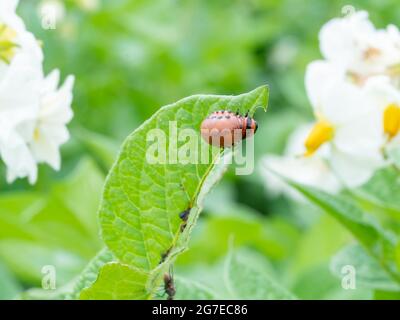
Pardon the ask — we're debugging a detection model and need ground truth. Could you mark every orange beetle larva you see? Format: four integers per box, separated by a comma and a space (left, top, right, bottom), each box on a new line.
200, 110, 258, 147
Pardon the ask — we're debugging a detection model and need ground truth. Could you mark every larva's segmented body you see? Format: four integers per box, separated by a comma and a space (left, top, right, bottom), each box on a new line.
200, 110, 258, 147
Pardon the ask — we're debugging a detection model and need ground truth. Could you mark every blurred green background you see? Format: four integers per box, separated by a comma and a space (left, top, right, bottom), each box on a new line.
1, 0, 399, 299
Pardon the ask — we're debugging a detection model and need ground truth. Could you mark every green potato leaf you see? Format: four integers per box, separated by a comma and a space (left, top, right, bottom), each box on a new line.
282, 179, 400, 285
173, 276, 217, 300
224, 248, 296, 300
354, 167, 400, 221
331, 243, 400, 292
80, 263, 150, 300
84, 86, 269, 299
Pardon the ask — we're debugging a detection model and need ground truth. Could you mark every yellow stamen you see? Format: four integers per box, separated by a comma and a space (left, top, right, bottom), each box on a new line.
0, 23, 18, 64
387, 64, 400, 77
347, 71, 367, 86
383, 103, 400, 140
33, 127, 40, 141
304, 120, 334, 156
363, 47, 381, 61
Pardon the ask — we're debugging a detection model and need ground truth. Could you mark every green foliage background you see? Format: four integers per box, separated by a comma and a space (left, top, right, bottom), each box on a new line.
0, 0, 399, 299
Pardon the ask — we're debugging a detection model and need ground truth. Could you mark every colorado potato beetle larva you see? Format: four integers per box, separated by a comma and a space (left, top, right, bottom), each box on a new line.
200, 110, 258, 147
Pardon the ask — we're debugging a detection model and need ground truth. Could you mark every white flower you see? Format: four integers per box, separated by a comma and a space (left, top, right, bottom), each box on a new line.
260, 124, 342, 199
268, 10, 400, 195
0, 124, 38, 184
386, 24, 400, 51
319, 11, 400, 78
30, 70, 74, 171
364, 76, 400, 146
304, 60, 346, 109
0, 0, 43, 184
0, 53, 42, 184
304, 60, 385, 187
0, 1, 74, 184
0, 0, 43, 67
0, 67, 74, 184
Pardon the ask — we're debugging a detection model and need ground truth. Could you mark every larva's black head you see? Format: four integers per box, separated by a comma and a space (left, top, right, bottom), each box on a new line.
245, 116, 258, 133
246, 116, 252, 130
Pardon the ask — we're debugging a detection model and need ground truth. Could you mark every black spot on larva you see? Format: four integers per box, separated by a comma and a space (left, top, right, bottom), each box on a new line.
217, 116, 223, 119
225, 115, 231, 119
246, 116, 252, 129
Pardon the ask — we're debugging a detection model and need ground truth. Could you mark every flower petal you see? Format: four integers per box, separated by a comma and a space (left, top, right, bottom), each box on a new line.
305, 60, 345, 111
330, 146, 384, 187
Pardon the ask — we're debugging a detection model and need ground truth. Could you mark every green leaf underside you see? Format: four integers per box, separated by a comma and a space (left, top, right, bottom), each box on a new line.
331, 244, 400, 292
284, 179, 400, 285
88, 86, 268, 299
69, 248, 115, 299
224, 249, 296, 300
80, 263, 149, 300
173, 276, 217, 300
357, 167, 400, 215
